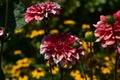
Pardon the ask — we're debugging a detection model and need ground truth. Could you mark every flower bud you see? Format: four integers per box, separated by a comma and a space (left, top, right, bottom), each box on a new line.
84, 31, 95, 42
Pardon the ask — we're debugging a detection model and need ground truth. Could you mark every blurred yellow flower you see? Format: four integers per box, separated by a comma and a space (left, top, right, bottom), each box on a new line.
45, 61, 49, 67
31, 67, 45, 79
82, 40, 94, 53
26, 29, 45, 38
51, 67, 59, 74
81, 24, 90, 30
18, 75, 29, 80
6, 78, 16, 80
49, 29, 59, 34
111, 57, 115, 64
63, 64, 72, 69
70, 70, 91, 80
16, 57, 33, 67
64, 20, 76, 25
104, 56, 110, 61
14, 28, 24, 34
101, 66, 111, 74
11, 70, 21, 77
117, 69, 120, 72
14, 50, 22, 55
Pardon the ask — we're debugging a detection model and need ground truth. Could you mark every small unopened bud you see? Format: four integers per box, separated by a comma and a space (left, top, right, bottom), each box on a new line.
84, 31, 95, 42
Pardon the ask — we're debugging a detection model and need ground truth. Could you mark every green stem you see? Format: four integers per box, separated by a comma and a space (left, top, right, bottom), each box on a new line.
4, 0, 8, 32
111, 24, 119, 80
60, 67, 63, 80
82, 63, 87, 80
49, 62, 54, 80
90, 42, 93, 80
0, 41, 5, 80
0, 41, 3, 69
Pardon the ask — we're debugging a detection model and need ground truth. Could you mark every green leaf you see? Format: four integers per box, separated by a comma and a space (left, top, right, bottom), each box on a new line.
14, 1, 26, 29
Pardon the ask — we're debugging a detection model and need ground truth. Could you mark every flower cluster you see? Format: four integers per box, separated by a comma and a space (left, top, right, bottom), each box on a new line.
40, 32, 84, 67
24, 2, 61, 23
94, 10, 120, 48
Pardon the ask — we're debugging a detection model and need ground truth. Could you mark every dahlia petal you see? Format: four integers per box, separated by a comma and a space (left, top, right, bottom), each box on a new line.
67, 57, 72, 61
51, 10, 56, 14
67, 52, 72, 57
25, 15, 34, 23
106, 40, 115, 45
75, 53, 79, 59
93, 21, 101, 27
116, 36, 120, 39
104, 34, 112, 40
81, 51, 85, 55
45, 13, 48, 17
54, 55, 64, 64
95, 35, 104, 42
102, 43, 107, 48
45, 54, 50, 59
94, 32, 100, 37
35, 15, 44, 20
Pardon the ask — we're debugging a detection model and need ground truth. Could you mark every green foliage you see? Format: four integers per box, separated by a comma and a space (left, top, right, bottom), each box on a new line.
14, 1, 26, 29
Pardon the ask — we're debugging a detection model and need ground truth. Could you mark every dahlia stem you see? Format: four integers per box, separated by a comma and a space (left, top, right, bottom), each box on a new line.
0, 41, 5, 80
111, 24, 119, 80
81, 63, 87, 80
89, 42, 93, 80
4, 0, 8, 32
49, 62, 54, 80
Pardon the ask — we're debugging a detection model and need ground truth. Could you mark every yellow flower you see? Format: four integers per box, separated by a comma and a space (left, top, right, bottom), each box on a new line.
104, 56, 110, 61
14, 50, 22, 55
26, 29, 45, 38
64, 20, 76, 25
70, 70, 80, 77
37, 29, 45, 35
11, 70, 21, 77
16, 58, 33, 67
70, 70, 90, 80
31, 67, 45, 79
18, 75, 29, 80
117, 69, 120, 72
6, 78, 17, 80
111, 57, 115, 64
49, 29, 59, 34
101, 66, 111, 74
14, 28, 24, 34
45, 62, 49, 67
82, 40, 94, 53
81, 24, 90, 30
51, 67, 59, 74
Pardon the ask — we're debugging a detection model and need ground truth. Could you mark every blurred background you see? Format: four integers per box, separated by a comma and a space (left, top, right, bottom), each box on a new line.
1, 0, 120, 80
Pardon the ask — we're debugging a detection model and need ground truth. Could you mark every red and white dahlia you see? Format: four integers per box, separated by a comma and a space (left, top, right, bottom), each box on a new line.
94, 10, 120, 48
24, 2, 61, 23
40, 32, 84, 67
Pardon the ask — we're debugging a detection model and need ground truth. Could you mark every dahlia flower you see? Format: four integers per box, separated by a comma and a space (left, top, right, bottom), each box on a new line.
0, 30, 4, 36
94, 10, 120, 48
24, 2, 61, 23
40, 32, 84, 67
